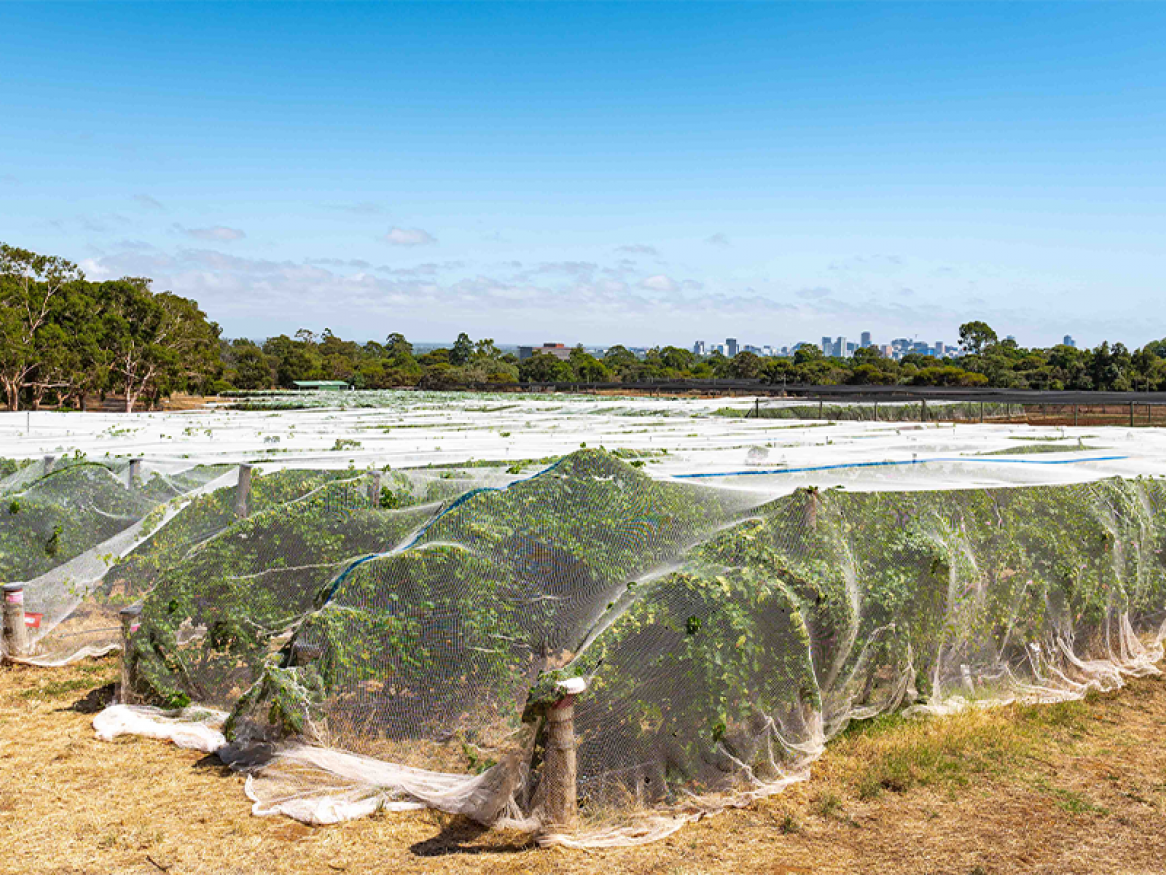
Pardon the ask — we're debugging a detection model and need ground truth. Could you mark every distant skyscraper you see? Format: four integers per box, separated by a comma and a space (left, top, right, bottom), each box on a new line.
935, 341, 945, 356
726, 337, 739, 357
835, 336, 847, 357
861, 331, 872, 348
821, 336, 832, 355
693, 340, 706, 356
1063, 335, 1076, 348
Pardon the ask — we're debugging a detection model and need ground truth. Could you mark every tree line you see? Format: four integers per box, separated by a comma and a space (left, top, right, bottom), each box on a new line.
0, 244, 219, 412
222, 320, 1166, 393
5, 243, 1166, 410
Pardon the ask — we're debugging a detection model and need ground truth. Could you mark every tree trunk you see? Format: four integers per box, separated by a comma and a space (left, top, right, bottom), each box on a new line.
2, 379, 19, 412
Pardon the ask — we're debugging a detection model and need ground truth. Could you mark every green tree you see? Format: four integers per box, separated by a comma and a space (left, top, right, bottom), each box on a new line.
519, 351, 573, 383
101, 280, 219, 411
449, 332, 474, 367
569, 346, 610, 383
792, 344, 823, 366
602, 345, 639, 379
263, 333, 324, 387
958, 321, 998, 355
658, 345, 696, 374
727, 351, 763, 379
229, 340, 275, 390
0, 244, 84, 410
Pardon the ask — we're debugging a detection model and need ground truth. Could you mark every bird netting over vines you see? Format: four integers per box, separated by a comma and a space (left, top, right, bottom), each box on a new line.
0, 457, 241, 663
1, 456, 511, 666
47, 448, 1161, 845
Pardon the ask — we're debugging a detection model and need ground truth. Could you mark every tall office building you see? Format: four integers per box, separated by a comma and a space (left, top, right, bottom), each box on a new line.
821, 336, 832, 355
835, 336, 847, 357
1063, 335, 1076, 348
861, 331, 872, 348
726, 337, 739, 357
693, 340, 707, 356
935, 341, 945, 356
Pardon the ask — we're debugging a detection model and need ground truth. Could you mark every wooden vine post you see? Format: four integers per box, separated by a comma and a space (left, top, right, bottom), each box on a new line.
234, 464, 253, 519
119, 605, 142, 704
369, 470, 382, 507
2, 583, 28, 661
128, 458, 142, 490
542, 677, 587, 832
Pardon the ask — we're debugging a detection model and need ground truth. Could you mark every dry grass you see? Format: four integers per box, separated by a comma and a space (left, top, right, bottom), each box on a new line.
2, 658, 1166, 875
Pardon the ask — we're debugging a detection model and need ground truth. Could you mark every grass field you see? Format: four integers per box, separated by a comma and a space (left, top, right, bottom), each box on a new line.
2, 658, 1165, 875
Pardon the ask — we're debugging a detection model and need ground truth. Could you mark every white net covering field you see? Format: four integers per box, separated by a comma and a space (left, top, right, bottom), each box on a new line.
3, 395, 1166, 846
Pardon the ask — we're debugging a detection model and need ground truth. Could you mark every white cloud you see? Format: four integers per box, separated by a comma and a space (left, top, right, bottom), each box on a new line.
325, 202, 385, 215
52, 214, 134, 233
384, 226, 436, 246
705, 233, 730, 247
615, 244, 659, 256
78, 243, 1142, 348
797, 287, 832, 300
829, 254, 904, 272
133, 194, 165, 211
640, 274, 679, 292
179, 225, 246, 242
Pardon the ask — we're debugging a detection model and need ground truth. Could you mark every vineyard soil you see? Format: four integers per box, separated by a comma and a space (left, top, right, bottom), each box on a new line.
2, 658, 1164, 875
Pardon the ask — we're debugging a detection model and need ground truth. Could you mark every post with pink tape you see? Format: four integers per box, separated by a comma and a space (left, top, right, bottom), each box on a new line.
2, 583, 28, 661
119, 604, 143, 704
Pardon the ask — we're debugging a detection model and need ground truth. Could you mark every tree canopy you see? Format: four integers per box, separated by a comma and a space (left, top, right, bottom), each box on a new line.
1, 243, 219, 411
6, 245, 1166, 406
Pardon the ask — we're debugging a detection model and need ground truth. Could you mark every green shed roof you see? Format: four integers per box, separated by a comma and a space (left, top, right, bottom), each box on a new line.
292, 380, 350, 390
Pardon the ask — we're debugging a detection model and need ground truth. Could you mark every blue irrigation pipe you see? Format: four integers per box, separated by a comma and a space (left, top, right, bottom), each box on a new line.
672, 455, 1129, 479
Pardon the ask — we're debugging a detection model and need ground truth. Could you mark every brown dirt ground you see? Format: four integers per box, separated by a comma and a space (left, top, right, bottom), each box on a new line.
2, 658, 1165, 875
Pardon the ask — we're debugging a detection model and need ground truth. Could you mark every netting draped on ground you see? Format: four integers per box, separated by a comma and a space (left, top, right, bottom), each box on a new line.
67, 448, 1164, 846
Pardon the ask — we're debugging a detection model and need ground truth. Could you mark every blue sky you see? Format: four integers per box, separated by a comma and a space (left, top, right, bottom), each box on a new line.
2, 2, 1164, 349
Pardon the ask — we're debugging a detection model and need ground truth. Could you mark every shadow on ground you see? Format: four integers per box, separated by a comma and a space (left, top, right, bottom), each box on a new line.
410, 816, 534, 857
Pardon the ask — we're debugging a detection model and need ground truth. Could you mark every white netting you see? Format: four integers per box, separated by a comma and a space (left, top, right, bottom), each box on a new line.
5, 397, 1166, 846
81, 451, 1166, 847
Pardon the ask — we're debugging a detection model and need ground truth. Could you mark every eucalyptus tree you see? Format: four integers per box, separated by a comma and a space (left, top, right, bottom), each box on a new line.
98, 279, 219, 412
0, 244, 83, 410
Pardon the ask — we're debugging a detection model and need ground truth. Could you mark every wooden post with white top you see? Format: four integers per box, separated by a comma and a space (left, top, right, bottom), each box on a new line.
541, 677, 586, 834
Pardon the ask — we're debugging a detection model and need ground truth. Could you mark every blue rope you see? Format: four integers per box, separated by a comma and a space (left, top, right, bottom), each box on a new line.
673, 455, 1129, 479
320, 456, 570, 605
